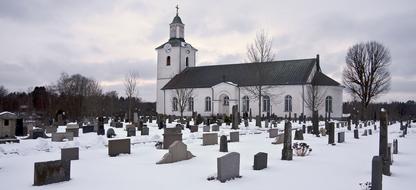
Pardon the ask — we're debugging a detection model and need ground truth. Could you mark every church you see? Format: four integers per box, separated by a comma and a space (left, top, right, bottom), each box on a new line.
156, 9, 343, 119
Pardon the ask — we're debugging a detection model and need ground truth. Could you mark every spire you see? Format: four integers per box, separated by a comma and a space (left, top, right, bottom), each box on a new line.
176, 4, 179, 16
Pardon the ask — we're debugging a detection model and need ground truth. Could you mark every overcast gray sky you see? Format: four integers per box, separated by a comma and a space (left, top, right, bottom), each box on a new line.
0, 0, 415, 102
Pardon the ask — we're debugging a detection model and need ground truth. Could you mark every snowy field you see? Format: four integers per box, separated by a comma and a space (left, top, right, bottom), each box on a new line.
0, 121, 415, 190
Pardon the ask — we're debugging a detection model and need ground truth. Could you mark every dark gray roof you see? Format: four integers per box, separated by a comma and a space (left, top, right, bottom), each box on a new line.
0, 112, 18, 120
162, 58, 321, 89
311, 72, 341, 86
171, 15, 183, 24
156, 38, 185, 50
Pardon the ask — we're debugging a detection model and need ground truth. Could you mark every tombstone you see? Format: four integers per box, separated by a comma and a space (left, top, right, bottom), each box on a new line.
253, 152, 268, 170
127, 126, 136, 137
268, 128, 278, 138
231, 105, 239, 129
141, 126, 149, 135
163, 128, 182, 149
106, 128, 116, 138
281, 121, 293, 161
156, 141, 195, 164
271, 120, 277, 128
387, 143, 393, 166
294, 130, 304, 140
217, 152, 240, 183
133, 112, 139, 123
82, 125, 95, 133
33, 160, 71, 186
51, 132, 74, 142
212, 124, 219, 131
108, 138, 131, 157
272, 134, 285, 144
328, 122, 335, 144
203, 125, 210, 132
307, 126, 312, 134
97, 117, 105, 135
337, 132, 345, 143
393, 139, 398, 154
244, 119, 249, 127
45, 125, 57, 133
115, 122, 123, 128
319, 128, 327, 136
203, 133, 218, 145
229, 131, 239, 142
371, 156, 383, 190
61, 147, 79, 161
362, 129, 368, 136
189, 125, 198, 133
30, 128, 49, 139
255, 115, 261, 127
354, 129, 359, 139
379, 109, 391, 176
220, 135, 228, 152
264, 119, 269, 128
302, 125, 306, 133
66, 124, 79, 137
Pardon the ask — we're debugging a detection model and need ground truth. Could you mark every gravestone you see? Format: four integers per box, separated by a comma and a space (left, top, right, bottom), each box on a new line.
220, 135, 228, 152
45, 125, 57, 133
319, 128, 327, 136
393, 139, 398, 154
108, 138, 131, 157
354, 129, 359, 139
272, 134, 284, 144
268, 128, 278, 138
307, 126, 312, 134
229, 131, 239, 142
212, 124, 219, 131
51, 132, 74, 142
141, 126, 149, 135
61, 147, 79, 161
163, 127, 182, 149
312, 111, 319, 136
66, 124, 79, 137
264, 119, 269, 128
127, 126, 136, 137
231, 105, 239, 129
362, 129, 368, 136
368, 129, 372, 135
379, 109, 391, 176
302, 125, 306, 133
82, 125, 95, 133
337, 132, 345, 143
156, 141, 195, 164
97, 117, 105, 135
30, 128, 49, 139
244, 119, 249, 127
217, 152, 240, 183
294, 130, 304, 140
253, 152, 267, 170
371, 156, 383, 190
114, 122, 123, 128
203, 125, 210, 132
106, 128, 116, 138
203, 133, 218, 145
33, 160, 71, 186
281, 121, 293, 160
190, 125, 198, 133
387, 143, 393, 166
328, 122, 335, 144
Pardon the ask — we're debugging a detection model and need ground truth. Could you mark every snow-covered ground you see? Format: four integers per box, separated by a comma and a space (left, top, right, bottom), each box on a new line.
0, 121, 415, 190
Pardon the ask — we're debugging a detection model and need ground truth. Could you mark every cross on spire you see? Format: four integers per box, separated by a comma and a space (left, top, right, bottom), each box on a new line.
176, 4, 179, 15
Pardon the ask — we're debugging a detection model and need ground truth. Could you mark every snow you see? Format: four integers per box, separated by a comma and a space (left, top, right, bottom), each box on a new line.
1, 121, 415, 190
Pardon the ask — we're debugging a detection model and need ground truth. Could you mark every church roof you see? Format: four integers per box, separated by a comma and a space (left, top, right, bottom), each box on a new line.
171, 15, 183, 24
155, 38, 185, 49
162, 58, 341, 90
311, 71, 341, 86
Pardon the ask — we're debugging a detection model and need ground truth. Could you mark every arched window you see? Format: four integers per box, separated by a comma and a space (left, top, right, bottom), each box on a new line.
188, 97, 194, 111
284, 95, 292, 112
205, 97, 211, 111
185, 57, 189, 67
325, 96, 333, 113
166, 56, 171, 66
263, 95, 270, 112
223, 96, 229, 106
172, 97, 178, 111
242, 96, 250, 112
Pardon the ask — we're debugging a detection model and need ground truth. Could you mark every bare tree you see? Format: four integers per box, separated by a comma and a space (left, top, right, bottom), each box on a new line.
343, 41, 391, 120
124, 72, 139, 122
303, 85, 326, 114
0, 85, 8, 110
172, 88, 194, 120
244, 30, 278, 126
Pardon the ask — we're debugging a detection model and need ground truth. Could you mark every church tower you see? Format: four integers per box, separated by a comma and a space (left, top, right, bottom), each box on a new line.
156, 6, 197, 114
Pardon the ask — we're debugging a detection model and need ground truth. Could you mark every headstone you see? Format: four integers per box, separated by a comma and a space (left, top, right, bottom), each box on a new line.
127, 126, 136, 137
220, 135, 228, 152
61, 147, 79, 161
253, 152, 267, 170
371, 156, 383, 190
307, 126, 312, 134
268, 128, 278, 138
163, 127, 182, 149
66, 124, 79, 137
231, 105, 239, 129
281, 121, 293, 160
212, 124, 219, 131
264, 119, 269, 128
203, 133, 218, 145
82, 125, 95, 133
319, 128, 327, 136
328, 122, 335, 144
156, 141, 195, 164
30, 128, 49, 139
244, 119, 249, 127
362, 129, 368, 136
229, 131, 239, 142
393, 139, 398, 154
51, 132, 74, 142
379, 109, 391, 176
189, 125, 198, 133
272, 134, 284, 144
387, 143, 393, 166
97, 117, 105, 135
294, 130, 304, 140
337, 132, 345, 143
114, 122, 123, 128
354, 129, 359, 139
203, 125, 210, 132
217, 152, 240, 183
45, 125, 57, 133
255, 115, 261, 127
141, 126, 149, 135
33, 160, 71, 186
368, 129, 372, 135
106, 128, 116, 138
108, 138, 131, 157
302, 125, 306, 133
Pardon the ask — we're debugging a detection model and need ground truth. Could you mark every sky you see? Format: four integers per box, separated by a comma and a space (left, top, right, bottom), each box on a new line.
0, 0, 415, 102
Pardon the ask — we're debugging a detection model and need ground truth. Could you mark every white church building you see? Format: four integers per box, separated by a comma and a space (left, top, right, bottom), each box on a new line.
156, 10, 343, 118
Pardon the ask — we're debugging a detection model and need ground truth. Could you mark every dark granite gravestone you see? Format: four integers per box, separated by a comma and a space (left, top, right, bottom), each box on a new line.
387, 143, 393, 166
82, 125, 95, 133
379, 109, 391, 176
114, 122, 123, 128
268, 128, 278, 138
61, 147, 79, 161
255, 115, 261, 127
220, 135, 228, 152
141, 126, 149, 135
30, 128, 49, 139
307, 126, 312, 134
328, 122, 335, 144
347, 117, 351, 130
244, 119, 249, 127
106, 128, 116, 138
203, 133, 218, 145
294, 130, 304, 140
393, 139, 398, 154
229, 131, 239, 142
354, 129, 359, 139
108, 138, 130, 157
156, 141, 195, 164
281, 121, 293, 161
190, 125, 198, 133
212, 124, 219, 131
33, 160, 70, 186
217, 152, 240, 183
362, 129, 368, 136
371, 156, 383, 190
231, 105, 239, 129
337, 132, 345, 143
302, 125, 306, 133
368, 129, 372, 135
203, 125, 210, 132
163, 127, 182, 149
97, 118, 105, 135
253, 152, 268, 170
52, 132, 74, 142
66, 124, 79, 137
127, 127, 136, 137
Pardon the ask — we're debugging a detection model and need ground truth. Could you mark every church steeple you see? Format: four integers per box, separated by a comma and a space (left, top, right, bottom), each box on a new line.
170, 5, 185, 40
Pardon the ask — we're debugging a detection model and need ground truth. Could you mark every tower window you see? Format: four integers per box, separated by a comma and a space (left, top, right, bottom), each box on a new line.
186, 57, 189, 67
166, 56, 171, 66
284, 95, 292, 112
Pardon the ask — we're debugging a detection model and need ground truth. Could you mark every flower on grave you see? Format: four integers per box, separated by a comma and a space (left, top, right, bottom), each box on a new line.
292, 142, 312, 156
358, 181, 371, 190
